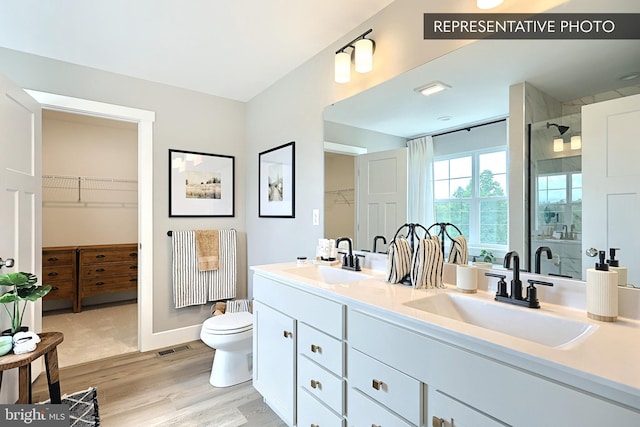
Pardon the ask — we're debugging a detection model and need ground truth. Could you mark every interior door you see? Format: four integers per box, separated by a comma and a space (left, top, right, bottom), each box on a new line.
356, 148, 407, 251
0, 72, 42, 403
582, 93, 640, 285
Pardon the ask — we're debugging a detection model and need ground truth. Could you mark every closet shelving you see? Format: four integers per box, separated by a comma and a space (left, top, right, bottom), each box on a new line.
325, 188, 354, 205
42, 174, 138, 208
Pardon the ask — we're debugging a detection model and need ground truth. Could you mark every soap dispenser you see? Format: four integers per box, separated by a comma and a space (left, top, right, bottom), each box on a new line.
586, 250, 618, 322
607, 248, 628, 287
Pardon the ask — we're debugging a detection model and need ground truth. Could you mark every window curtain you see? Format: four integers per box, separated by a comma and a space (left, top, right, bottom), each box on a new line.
407, 136, 434, 226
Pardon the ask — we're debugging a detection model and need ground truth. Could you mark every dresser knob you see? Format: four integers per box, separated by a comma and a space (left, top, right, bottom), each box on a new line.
51, 286, 59, 291
96, 268, 105, 272
129, 265, 137, 269
47, 272, 58, 277
129, 252, 137, 257
96, 282, 105, 286
310, 379, 320, 389
372, 379, 384, 390
96, 254, 106, 258
47, 257, 59, 262
310, 344, 321, 353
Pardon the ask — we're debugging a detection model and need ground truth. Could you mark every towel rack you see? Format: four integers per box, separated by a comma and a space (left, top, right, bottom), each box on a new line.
167, 229, 236, 237
427, 222, 463, 257
389, 223, 431, 286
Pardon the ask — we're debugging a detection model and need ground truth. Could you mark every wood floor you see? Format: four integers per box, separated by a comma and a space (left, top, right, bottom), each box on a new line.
32, 340, 287, 427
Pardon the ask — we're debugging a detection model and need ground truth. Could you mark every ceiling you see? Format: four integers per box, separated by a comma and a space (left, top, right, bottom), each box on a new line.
0, 0, 395, 102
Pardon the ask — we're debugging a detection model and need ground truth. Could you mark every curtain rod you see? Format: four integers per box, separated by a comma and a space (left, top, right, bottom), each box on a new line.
411, 118, 506, 141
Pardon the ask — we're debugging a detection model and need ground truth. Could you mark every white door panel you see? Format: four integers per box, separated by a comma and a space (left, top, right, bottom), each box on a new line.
0, 72, 42, 403
357, 148, 407, 251
582, 93, 640, 285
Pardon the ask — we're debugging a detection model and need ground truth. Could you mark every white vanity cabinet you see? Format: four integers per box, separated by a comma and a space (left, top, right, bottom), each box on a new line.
253, 273, 346, 427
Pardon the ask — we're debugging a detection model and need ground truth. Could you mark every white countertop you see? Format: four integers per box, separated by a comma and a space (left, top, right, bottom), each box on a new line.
251, 262, 640, 410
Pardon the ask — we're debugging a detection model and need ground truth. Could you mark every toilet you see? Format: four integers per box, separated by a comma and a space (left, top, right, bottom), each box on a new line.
200, 311, 253, 387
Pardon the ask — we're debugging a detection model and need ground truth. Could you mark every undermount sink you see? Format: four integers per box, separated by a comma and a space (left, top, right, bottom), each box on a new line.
284, 265, 371, 284
403, 293, 596, 348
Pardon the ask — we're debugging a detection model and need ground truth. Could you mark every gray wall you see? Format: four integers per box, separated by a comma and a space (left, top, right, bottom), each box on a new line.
0, 47, 246, 333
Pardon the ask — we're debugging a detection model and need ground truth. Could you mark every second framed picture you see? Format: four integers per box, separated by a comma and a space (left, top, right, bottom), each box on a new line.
259, 141, 295, 218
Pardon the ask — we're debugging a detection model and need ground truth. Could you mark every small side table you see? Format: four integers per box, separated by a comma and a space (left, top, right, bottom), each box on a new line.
0, 332, 64, 404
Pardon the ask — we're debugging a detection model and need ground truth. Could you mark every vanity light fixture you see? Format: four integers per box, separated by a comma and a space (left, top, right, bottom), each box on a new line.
334, 29, 375, 84
553, 138, 564, 152
477, 0, 504, 9
570, 135, 582, 150
415, 81, 451, 97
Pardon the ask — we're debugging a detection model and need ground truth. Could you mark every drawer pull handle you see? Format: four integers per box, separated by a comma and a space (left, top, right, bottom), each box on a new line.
47, 257, 59, 262
372, 379, 384, 390
96, 268, 106, 272
96, 282, 105, 286
130, 278, 138, 282
129, 265, 138, 269
311, 425, 319, 427
283, 330, 293, 338
310, 344, 321, 353
51, 286, 59, 291
432, 416, 446, 427
372, 424, 381, 427
129, 252, 137, 257
47, 272, 58, 277
310, 379, 320, 389
96, 254, 106, 258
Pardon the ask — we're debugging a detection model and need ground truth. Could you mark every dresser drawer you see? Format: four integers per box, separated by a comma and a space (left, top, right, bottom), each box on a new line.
43, 281, 75, 300
80, 262, 138, 278
299, 323, 344, 376
298, 355, 344, 414
298, 388, 344, 427
79, 246, 138, 265
42, 250, 75, 267
42, 265, 74, 282
347, 388, 415, 427
348, 349, 421, 425
80, 275, 138, 297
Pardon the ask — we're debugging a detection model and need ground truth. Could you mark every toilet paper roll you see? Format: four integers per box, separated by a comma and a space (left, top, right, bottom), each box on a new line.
586, 268, 618, 322
456, 264, 477, 293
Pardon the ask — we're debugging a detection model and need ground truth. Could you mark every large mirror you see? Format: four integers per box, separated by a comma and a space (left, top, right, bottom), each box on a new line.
323, 37, 640, 282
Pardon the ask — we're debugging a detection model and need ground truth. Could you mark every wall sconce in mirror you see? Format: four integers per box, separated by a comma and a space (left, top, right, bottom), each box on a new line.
549, 122, 580, 152
334, 29, 375, 83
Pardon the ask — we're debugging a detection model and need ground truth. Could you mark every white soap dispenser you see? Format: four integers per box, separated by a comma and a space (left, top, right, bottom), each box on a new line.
586, 250, 618, 322
607, 248, 628, 287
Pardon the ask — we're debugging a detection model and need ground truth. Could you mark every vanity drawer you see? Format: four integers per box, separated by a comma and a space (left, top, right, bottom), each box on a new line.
253, 274, 344, 338
347, 388, 415, 427
298, 355, 344, 414
299, 322, 344, 376
298, 388, 344, 427
348, 348, 421, 425
43, 265, 74, 282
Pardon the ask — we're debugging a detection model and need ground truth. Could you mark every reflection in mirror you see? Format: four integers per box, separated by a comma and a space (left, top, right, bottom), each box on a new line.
529, 113, 582, 279
323, 37, 640, 280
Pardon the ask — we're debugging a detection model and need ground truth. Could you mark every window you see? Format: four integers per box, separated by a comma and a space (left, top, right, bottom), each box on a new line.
434, 149, 508, 248
537, 172, 582, 232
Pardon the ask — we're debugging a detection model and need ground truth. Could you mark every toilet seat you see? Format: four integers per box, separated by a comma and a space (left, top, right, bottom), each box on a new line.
202, 312, 253, 335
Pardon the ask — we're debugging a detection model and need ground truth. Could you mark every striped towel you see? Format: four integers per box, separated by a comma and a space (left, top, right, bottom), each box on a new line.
447, 235, 468, 265
171, 229, 237, 309
411, 236, 444, 289
171, 230, 209, 308
386, 238, 412, 284
226, 299, 252, 313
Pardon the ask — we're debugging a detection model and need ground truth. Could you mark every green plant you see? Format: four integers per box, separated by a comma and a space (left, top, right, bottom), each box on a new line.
0, 272, 51, 334
479, 249, 495, 264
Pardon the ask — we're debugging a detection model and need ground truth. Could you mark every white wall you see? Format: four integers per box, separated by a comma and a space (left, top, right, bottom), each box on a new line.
0, 47, 246, 333
42, 110, 138, 246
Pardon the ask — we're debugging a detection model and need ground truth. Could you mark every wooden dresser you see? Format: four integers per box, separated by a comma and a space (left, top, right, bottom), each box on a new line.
42, 246, 78, 312
77, 243, 138, 312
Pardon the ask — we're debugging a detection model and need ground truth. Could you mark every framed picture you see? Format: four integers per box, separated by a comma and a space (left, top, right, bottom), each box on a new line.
259, 141, 295, 218
169, 149, 235, 217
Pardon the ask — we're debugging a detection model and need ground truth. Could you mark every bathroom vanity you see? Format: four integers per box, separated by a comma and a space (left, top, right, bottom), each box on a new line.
251, 262, 640, 427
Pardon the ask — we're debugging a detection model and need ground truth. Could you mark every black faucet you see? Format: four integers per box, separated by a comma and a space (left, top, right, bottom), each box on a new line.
534, 246, 553, 274
373, 235, 387, 253
488, 250, 553, 308
336, 237, 361, 271
503, 251, 523, 300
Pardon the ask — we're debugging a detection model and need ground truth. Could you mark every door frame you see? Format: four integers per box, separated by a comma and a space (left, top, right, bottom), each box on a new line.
26, 90, 158, 351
